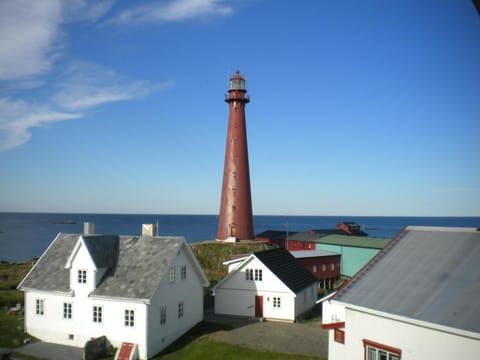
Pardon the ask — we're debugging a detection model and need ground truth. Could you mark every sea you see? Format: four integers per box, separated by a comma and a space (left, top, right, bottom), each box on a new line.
0, 212, 479, 262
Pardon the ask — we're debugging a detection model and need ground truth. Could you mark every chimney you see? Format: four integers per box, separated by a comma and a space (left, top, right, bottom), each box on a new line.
83, 222, 95, 235
142, 224, 157, 236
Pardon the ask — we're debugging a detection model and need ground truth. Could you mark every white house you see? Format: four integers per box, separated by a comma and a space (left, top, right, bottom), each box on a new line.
18, 229, 209, 359
322, 226, 480, 359
213, 248, 317, 322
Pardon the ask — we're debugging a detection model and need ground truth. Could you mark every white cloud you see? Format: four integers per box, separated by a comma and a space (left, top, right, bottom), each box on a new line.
0, 98, 81, 151
0, 0, 63, 81
0, 2, 169, 151
63, 0, 115, 23
109, 0, 233, 25
52, 61, 162, 111
0, 61, 171, 151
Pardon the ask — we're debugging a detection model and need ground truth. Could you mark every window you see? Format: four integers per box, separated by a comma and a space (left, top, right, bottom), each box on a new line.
93, 305, 103, 323
246, 269, 253, 280
169, 267, 175, 283
246, 269, 262, 281
124, 309, 135, 327
331, 263, 335, 271
322, 264, 326, 272
364, 340, 401, 360
36, 299, 44, 315
313, 265, 317, 273
160, 306, 167, 325
178, 302, 184, 318
254, 269, 263, 281
181, 265, 187, 280
273, 297, 281, 308
78, 269, 87, 284
63, 303, 72, 319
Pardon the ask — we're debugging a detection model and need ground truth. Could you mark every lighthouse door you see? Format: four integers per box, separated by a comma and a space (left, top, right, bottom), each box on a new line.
255, 296, 263, 317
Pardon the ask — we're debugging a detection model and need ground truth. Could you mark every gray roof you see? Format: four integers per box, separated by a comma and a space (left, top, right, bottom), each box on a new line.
291, 250, 340, 259
335, 226, 480, 333
83, 235, 119, 269
19, 233, 206, 301
19, 233, 78, 293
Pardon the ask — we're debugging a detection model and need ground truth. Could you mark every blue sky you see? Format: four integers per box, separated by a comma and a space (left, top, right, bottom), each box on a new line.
0, 0, 479, 216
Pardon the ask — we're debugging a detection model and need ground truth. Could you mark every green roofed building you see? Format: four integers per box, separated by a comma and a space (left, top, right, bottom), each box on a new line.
256, 223, 390, 278
314, 235, 389, 277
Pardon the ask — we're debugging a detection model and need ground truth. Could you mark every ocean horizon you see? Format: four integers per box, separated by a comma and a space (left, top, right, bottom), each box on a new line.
1, 212, 479, 262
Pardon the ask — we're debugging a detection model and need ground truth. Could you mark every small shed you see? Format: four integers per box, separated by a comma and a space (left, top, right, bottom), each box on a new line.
213, 248, 317, 322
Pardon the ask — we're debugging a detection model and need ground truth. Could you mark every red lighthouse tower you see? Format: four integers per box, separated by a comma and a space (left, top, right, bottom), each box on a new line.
216, 70, 254, 241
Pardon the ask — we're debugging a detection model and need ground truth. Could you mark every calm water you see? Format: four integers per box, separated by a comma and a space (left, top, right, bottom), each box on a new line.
0, 212, 479, 262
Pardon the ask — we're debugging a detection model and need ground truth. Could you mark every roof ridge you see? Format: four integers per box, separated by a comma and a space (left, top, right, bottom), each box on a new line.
334, 227, 408, 299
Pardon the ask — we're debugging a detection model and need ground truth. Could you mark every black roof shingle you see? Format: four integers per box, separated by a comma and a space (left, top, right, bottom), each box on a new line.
255, 248, 316, 293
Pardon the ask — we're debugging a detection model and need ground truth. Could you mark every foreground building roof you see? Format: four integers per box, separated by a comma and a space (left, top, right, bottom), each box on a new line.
335, 226, 480, 333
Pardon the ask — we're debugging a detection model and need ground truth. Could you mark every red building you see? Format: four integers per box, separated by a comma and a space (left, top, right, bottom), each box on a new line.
216, 71, 254, 241
291, 250, 341, 290
255, 222, 367, 251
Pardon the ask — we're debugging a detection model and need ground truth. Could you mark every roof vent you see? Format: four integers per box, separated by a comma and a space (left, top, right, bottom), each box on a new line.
142, 224, 157, 236
83, 222, 95, 235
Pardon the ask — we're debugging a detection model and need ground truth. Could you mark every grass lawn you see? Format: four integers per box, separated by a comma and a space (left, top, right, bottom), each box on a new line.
160, 337, 323, 360
0, 309, 26, 348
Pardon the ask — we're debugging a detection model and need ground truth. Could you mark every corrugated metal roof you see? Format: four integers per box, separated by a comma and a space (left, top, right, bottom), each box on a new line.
291, 250, 340, 258
335, 226, 480, 333
316, 234, 389, 249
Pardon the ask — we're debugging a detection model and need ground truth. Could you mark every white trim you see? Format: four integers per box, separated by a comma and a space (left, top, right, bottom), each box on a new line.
341, 301, 480, 340
316, 290, 337, 304
18, 233, 63, 289
181, 241, 210, 286
211, 254, 255, 294
405, 226, 479, 233
64, 237, 82, 269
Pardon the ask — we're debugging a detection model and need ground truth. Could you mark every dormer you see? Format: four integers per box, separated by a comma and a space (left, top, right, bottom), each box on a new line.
65, 235, 119, 295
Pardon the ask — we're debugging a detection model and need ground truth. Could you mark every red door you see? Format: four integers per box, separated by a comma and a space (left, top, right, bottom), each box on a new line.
255, 295, 263, 317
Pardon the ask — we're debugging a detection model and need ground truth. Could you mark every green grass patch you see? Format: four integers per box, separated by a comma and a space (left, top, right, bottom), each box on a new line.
0, 260, 35, 291
0, 290, 24, 308
160, 337, 323, 360
0, 309, 28, 348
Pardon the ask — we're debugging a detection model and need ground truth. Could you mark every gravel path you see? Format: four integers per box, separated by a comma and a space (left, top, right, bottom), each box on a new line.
205, 313, 328, 358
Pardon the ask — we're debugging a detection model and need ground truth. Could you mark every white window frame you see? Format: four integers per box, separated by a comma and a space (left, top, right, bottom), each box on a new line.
78, 269, 87, 284
178, 302, 184, 318
160, 306, 167, 325
254, 269, 263, 281
273, 297, 281, 308
36, 298, 44, 315
63, 302, 72, 319
364, 339, 401, 360
93, 305, 103, 324
124, 309, 135, 327
169, 267, 175, 283
181, 265, 187, 280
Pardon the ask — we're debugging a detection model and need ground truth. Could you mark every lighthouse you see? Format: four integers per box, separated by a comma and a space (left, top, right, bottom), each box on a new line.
216, 70, 254, 242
